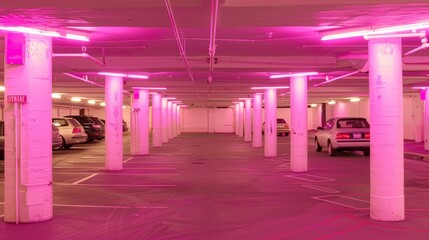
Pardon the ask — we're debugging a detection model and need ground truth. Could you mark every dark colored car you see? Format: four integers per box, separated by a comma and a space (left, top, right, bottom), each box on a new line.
88, 116, 105, 140
64, 115, 104, 142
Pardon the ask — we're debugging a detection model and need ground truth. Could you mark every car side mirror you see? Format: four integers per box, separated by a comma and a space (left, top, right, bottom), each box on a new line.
317, 127, 324, 130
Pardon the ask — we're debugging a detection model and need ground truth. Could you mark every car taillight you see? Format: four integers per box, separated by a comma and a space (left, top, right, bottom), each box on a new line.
364, 133, 370, 139
93, 124, 101, 129
72, 127, 82, 133
336, 133, 351, 139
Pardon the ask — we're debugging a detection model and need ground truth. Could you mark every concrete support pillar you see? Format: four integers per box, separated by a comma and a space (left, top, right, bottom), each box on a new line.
161, 98, 169, 143
264, 88, 277, 157
425, 90, 429, 150
368, 38, 404, 221
252, 93, 263, 147
152, 93, 162, 147
4, 33, 53, 223
172, 103, 177, 138
235, 104, 239, 136
167, 101, 174, 139
238, 102, 244, 137
290, 76, 308, 172
105, 76, 123, 170
130, 89, 149, 155
177, 105, 181, 135
244, 99, 252, 142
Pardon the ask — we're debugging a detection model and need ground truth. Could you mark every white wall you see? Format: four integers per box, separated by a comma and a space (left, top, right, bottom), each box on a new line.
182, 107, 234, 133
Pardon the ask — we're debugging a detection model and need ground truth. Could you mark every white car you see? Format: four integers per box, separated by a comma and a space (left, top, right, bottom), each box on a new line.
314, 117, 370, 156
52, 117, 88, 149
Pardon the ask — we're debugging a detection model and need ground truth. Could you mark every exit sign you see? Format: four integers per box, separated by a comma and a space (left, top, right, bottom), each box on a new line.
7, 95, 27, 103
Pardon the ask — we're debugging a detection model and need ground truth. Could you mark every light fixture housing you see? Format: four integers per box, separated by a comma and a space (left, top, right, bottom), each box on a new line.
87, 99, 96, 104
100, 102, 106, 106
0, 86, 6, 92
269, 72, 319, 79
350, 97, 361, 102
310, 104, 317, 108
51, 93, 62, 99
71, 97, 82, 102
328, 100, 336, 105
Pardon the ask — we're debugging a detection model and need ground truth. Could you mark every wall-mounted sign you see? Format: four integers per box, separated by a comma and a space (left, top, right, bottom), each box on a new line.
7, 95, 27, 103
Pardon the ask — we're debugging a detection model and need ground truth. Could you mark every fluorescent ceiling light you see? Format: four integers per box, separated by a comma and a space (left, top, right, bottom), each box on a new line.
133, 87, 166, 90
328, 100, 336, 105
251, 86, 290, 90
350, 97, 361, 102
321, 22, 429, 41
270, 72, 319, 79
0, 26, 89, 41
98, 72, 149, 79
163, 97, 176, 100
0, 86, 5, 92
51, 93, 62, 99
310, 104, 317, 108
412, 86, 429, 89
71, 97, 81, 102
87, 99, 96, 104
238, 98, 252, 100
100, 102, 106, 106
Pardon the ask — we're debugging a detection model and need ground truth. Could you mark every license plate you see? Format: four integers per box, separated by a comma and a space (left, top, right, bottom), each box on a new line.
353, 133, 361, 139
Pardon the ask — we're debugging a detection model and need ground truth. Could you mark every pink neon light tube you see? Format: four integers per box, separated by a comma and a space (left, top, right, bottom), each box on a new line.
321, 22, 429, 41
270, 72, 318, 79
0, 26, 89, 41
251, 86, 290, 90
132, 87, 167, 90
98, 72, 149, 79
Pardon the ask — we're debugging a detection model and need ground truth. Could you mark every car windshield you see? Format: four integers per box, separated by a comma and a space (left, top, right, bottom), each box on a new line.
337, 119, 370, 128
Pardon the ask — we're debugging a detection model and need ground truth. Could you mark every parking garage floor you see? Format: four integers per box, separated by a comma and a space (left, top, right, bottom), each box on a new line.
0, 133, 429, 240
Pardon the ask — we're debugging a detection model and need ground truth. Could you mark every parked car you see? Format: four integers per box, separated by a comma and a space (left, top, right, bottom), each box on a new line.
100, 119, 129, 132
64, 115, 104, 142
52, 124, 63, 150
87, 116, 105, 140
52, 117, 87, 149
262, 118, 290, 136
314, 117, 370, 156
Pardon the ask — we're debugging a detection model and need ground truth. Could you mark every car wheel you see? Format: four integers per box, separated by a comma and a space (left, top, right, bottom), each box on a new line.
285, 132, 289, 136
315, 138, 322, 152
363, 149, 370, 156
328, 141, 336, 156
85, 132, 94, 143
59, 136, 66, 149
64, 144, 73, 149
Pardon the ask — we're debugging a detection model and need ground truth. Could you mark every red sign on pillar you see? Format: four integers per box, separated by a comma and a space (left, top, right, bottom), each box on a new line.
7, 95, 27, 103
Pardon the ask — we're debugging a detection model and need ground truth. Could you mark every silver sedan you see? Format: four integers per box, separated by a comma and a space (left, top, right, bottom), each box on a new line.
314, 117, 370, 156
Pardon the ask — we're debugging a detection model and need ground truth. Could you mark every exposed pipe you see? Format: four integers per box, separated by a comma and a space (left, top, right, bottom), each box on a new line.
209, 0, 219, 72
164, 0, 202, 104
52, 51, 105, 66
63, 73, 105, 88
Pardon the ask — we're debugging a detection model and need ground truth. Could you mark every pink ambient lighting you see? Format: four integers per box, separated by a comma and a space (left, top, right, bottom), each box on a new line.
0, 26, 90, 41
132, 87, 167, 90
321, 22, 429, 41
251, 86, 290, 90
98, 72, 149, 79
270, 72, 319, 79
163, 97, 176, 100
412, 86, 429, 89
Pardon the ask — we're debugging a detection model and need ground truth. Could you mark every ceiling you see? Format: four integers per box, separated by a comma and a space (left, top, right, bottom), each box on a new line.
1, 0, 429, 108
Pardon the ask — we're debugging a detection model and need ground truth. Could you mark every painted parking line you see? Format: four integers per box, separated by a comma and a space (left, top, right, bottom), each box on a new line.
301, 184, 340, 193
55, 183, 177, 187
124, 161, 183, 164
123, 157, 133, 163
72, 173, 98, 185
285, 174, 336, 182
312, 195, 369, 210
152, 152, 191, 155
53, 203, 167, 209
54, 172, 180, 176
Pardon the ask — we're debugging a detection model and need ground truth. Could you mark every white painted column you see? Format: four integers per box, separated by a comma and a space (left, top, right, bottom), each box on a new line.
425, 89, 429, 150
264, 88, 277, 157
369, 38, 404, 221
177, 105, 181, 135
244, 99, 252, 142
130, 89, 149, 155
235, 104, 239, 136
161, 98, 169, 143
290, 76, 308, 172
4, 33, 53, 223
105, 76, 123, 170
238, 102, 244, 137
172, 103, 177, 138
152, 93, 162, 147
167, 101, 174, 139
252, 93, 263, 147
